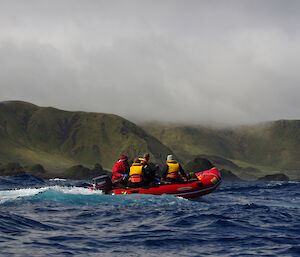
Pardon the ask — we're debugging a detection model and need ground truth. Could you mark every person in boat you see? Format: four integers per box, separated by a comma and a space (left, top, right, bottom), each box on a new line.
127, 158, 147, 188
141, 152, 161, 186
161, 155, 188, 183
112, 155, 130, 187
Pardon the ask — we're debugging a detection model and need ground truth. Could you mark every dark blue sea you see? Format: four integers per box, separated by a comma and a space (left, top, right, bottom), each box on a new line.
0, 175, 299, 256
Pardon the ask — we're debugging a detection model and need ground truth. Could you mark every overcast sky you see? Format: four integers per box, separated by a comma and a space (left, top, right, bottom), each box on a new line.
0, 0, 300, 125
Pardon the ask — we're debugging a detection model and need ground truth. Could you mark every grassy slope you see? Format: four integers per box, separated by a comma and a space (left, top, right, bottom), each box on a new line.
1, 101, 299, 180
143, 125, 239, 162
238, 121, 300, 168
143, 121, 300, 179
0, 101, 173, 176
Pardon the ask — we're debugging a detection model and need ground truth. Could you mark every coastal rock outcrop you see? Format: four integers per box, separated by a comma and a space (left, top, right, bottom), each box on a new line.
257, 173, 289, 181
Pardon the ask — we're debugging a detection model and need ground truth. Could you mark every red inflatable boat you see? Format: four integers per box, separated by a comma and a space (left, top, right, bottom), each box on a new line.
90, 167, 221, 199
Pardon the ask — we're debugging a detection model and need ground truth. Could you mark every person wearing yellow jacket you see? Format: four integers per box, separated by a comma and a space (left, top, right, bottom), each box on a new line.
127, 158, 146, 188
161, 155, 188, 183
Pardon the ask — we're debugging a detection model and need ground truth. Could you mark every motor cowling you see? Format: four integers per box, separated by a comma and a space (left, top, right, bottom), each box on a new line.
92, 175, 112, 193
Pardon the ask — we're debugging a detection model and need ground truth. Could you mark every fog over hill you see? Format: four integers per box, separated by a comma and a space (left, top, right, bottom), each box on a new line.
143, 119, 300, 179
1, 1, 300, 126
0, 101, 299, 180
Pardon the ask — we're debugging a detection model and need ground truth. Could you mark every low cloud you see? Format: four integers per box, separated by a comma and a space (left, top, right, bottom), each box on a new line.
1, 1, 300, 125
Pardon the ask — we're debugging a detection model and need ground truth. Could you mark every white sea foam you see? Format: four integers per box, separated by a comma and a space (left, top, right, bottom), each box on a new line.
0, 186, 103, 204
0, 187, 49, 204
49, 185, 103, 195
49, 178, 67, 181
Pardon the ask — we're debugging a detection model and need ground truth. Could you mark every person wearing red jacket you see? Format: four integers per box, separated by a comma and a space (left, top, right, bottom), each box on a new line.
112, 155, 130, 187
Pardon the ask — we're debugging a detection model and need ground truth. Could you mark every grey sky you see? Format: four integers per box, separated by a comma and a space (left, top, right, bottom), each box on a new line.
0, 0, 300, 125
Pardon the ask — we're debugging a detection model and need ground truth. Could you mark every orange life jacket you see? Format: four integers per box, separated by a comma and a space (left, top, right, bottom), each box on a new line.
129, 163, 144, 183
166, 160, 180, 179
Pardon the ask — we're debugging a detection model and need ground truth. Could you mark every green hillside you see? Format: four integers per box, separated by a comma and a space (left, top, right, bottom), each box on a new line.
142, 124, 238, 161
0, 101, 173, 176
143, 122, 300, 180
232, 121, 300, 168
1, 101, 299, 180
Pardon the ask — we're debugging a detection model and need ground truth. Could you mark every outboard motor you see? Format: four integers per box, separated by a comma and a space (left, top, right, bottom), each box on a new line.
92, 175, 112, 193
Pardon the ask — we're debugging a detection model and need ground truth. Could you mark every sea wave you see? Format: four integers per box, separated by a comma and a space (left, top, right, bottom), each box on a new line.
0, 176, 299, 256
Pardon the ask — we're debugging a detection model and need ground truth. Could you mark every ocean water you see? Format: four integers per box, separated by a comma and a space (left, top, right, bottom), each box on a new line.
0, 175, 299, 257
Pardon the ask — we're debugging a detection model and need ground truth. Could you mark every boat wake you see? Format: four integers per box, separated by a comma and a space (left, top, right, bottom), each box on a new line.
0, 185, 191, 209
0, 186, 103, 204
